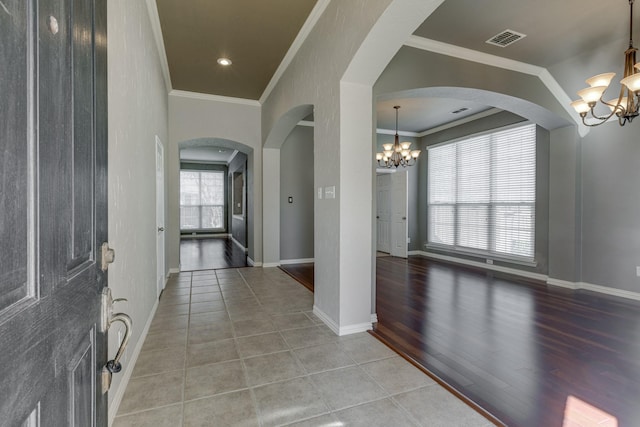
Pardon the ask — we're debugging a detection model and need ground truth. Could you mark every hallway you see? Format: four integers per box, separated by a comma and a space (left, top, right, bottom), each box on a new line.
180, 237, 248, 271
113, 268, 491, 426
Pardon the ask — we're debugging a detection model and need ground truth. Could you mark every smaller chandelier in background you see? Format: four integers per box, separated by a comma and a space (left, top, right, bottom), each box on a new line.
376, 106, 421, 168
571, 0, 640, 127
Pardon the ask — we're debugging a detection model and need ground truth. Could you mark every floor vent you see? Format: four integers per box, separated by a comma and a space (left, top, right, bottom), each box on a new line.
486, 29, 526, 47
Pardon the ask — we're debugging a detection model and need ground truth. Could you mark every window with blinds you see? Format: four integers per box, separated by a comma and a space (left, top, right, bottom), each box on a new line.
180, 170, 225, 231
427, 123, 536, 260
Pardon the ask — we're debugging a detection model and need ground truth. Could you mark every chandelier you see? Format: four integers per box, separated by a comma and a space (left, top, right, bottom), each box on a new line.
376, 106, 421, 168
571, 0, 640, 127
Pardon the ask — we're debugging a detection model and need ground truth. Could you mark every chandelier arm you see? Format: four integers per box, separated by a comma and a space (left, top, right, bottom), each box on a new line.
587, 102, 620, 121
581, 115, 608, 127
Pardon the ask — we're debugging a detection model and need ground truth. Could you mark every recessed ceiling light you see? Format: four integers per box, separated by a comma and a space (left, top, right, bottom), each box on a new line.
217, 57, 232, 66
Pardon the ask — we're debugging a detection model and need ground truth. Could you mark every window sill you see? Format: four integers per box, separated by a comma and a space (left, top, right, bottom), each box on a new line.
424, 244, 538, 268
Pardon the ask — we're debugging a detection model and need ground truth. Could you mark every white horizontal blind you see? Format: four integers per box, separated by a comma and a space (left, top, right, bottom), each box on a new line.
180, 170, 225, 230
428, 123, 536, 260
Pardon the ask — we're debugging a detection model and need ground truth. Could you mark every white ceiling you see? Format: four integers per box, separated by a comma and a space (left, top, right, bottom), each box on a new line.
376, 97, 494, 133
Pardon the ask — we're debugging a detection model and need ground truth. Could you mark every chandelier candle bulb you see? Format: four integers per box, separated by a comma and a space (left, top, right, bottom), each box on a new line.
621, 73, 640, 91
578, 85, 608, 104
585, 72, 616, 87
571, 100, 591, 114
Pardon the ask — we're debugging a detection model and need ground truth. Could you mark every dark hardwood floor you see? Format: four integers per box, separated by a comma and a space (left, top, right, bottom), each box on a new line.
279, 263, 314, 292
372, 256, 640, 427
180, 236, 248, 271
280, 256, 640, 426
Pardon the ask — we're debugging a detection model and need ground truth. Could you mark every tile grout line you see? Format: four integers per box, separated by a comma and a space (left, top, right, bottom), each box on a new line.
233, 269, 266, 427
179, 271, 193, 427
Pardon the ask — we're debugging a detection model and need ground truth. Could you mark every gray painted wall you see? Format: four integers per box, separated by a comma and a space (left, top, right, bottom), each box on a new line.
580, 124, 640, 292
280, 126, 314, 260
228, 152, 248, 248
107, 0, 169, 415
168, 96, 261, 267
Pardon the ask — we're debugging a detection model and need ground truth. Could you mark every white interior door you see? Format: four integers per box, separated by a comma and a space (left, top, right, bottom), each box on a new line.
390, 170, 408, 258
376, 174, 391, 253
156, 137, 166, 297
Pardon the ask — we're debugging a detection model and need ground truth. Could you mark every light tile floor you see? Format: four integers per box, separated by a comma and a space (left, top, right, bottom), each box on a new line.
114, 267, 493, 427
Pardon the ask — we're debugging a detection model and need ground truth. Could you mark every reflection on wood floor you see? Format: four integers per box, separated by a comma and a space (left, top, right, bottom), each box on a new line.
280, 255, 640, 427
373, 256, 640, 427
180, 237, 248, 271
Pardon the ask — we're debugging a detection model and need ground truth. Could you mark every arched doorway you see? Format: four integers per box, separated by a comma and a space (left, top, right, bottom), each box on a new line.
177, 138, 254, 270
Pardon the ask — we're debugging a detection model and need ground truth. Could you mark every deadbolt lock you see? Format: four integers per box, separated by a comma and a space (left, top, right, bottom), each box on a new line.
101, 242, 115, 271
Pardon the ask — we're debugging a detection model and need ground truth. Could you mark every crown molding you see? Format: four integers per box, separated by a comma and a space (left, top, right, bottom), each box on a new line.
405, 35, 544, 76
404, 35, 585, 136
259, 0, 331, 104
169, 90, 261, 107
376, 128, 420, 137
145, 0, 172, 93
376, 108, 502, 137
418, 108, 503, 137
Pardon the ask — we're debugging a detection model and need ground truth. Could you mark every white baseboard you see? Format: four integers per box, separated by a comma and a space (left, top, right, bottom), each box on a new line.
263, 262, 281, 268
247, 257, 262, 267
415, 251, 548, 282
545, 278, 578, 289
231, 236, 248, 253
280, 258, 315, 265
547, 278, 640, 301
407, 250, 422, 256
412, 252, 640, 302
371, 313, 378, 323
313, 305, 373, 336
168, 268, 179, 275
108, 298, 159, 426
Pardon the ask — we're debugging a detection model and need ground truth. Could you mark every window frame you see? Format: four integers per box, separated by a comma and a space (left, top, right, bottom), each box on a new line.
179, 169, 226, 232
426, 122, 537, 265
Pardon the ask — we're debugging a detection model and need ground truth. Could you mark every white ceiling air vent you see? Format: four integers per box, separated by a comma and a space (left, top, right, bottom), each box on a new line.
486, 29, 526, 47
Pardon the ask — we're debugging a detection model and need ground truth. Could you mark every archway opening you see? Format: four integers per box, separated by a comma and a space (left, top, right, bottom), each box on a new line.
177, 138, 253, 271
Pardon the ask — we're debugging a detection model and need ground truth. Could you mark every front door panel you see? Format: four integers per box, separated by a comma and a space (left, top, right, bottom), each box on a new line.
0, 0, 108, 425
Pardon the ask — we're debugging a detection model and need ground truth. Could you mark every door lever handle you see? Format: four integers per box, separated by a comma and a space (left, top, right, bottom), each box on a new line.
106, 312, 132, 374
100, 287, 133, 393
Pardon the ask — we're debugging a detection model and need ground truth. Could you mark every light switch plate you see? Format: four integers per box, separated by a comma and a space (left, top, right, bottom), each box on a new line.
325, 186, 335, 199
318, 187, 323, 199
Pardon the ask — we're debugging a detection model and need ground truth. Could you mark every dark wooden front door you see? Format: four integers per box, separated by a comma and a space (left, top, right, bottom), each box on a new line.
0, 0, 108, 425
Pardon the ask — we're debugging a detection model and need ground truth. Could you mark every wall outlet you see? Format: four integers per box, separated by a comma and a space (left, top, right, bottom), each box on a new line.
636, 266, 640, 277
317, 187, 323, 199
486, 259, 494, 265
407, 237, 411, 243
